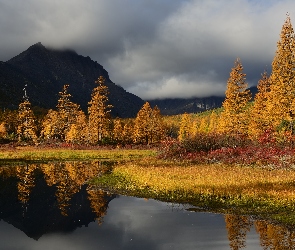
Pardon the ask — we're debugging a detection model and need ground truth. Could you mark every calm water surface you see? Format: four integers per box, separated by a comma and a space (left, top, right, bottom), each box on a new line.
0, 161, 294, 250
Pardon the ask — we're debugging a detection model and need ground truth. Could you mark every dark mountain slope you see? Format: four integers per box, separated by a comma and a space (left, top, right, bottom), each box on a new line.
3, 42, 144, 117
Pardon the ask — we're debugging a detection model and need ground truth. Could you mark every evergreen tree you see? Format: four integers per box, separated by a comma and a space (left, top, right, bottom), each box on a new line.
219, 58, 251, 135
88, 76, 113, 144
17, 86, 37, 143
267, 15, 295, 131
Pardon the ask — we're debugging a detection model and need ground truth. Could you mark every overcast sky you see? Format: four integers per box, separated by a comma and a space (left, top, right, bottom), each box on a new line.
0, 0, 294, 100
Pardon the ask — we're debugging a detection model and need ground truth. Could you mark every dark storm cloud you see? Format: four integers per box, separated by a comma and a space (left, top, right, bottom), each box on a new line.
0, 0, 295, 99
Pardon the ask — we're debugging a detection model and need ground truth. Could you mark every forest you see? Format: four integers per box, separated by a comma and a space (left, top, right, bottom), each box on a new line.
1, 15, 295, 167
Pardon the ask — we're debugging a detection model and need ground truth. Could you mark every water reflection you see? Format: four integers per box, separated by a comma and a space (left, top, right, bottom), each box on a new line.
0, 161, 294, 249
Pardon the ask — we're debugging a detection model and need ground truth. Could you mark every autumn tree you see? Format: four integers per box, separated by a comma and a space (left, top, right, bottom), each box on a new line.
178, 113, 192, 141
122, 119, 134, 145
248, 71, 271, 138
208, 110, 219, 133
41, 85, 85, 142
150, 105, 165, 143
133, 102, 165, 144
266, 15, 295, 132
219, 58, 251, 135
17, 88, 38, 143
133, 102, 153, 144
113, 118, 124, 144
88, 76, 113, 144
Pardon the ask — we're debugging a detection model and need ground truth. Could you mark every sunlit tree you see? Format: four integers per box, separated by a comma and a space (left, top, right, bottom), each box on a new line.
17, 87, 38, 143
267, 15, 295, 131
219, 58, 251, 135
248, 71, 271, 138
88, 76, 113, 144
178, 113, 191, 141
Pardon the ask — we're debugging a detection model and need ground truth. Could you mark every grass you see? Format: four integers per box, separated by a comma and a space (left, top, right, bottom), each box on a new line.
92, 157, 295, 227
0, 147, 157, 162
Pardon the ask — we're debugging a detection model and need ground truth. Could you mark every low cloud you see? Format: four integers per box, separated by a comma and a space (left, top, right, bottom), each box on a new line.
0, 0, 294, 99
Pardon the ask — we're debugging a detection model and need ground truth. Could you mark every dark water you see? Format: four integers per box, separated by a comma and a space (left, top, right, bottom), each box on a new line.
0, 161, 294, 250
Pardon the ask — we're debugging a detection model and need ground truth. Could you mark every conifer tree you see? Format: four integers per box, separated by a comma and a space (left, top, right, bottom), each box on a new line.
133, 102, 153, 144
113, 118, 124, 144
17, 86, 37, 143
88, 76, 113, 144
219, 58, 251, 135
150, 105, 165, 143
178, 113, 191, 141
249, 71, 271, 138
208, 110, 218, 133
41, 85, 84, 141
267, 15, 295, 131
122, 120, 134, 145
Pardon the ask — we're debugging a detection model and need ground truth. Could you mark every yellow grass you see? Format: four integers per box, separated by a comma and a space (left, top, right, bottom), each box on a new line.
112, 160, 295, 200
0, 147, 156, 161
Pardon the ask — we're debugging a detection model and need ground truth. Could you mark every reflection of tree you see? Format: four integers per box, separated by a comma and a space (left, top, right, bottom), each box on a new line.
16, 165, 37, 217
16, 165, 37, 205
225, 214, 253, 250
86, 186, 109, 224
40, 161, 110, 216
255, 220, 295, 249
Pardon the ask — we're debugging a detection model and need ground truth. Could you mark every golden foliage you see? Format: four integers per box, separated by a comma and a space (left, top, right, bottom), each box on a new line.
133, 102, 165, 144
88, 76, 113, 144
219, 58, 251, 135
17, 97, 38, 143
266, 15, 295, 129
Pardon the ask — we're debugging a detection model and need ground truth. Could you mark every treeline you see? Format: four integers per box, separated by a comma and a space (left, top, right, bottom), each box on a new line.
178, 15, 295, 142
0, 76, 166, 145
1, 15, 295, 147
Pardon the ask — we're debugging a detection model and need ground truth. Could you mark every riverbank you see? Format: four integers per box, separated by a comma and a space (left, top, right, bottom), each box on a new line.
93, 157, 295, 227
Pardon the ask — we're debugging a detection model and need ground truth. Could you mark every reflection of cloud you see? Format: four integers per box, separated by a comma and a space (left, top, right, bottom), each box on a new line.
1, 1, 295, 99
0, 195, 266, 249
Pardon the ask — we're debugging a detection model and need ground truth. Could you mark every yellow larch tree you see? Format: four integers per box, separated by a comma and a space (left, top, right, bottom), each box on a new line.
150, 105, 165, 143
219, 58, 251, 135
178, 113, 192, 141
122, 120, 134, 145
41, 85, 85, 141
133, 102, 153, 144
208, 110, 219, 133
17, 88, 38, 143
248, 71, 271, 138
88, 76, 113, 144
113, 118, 124, 144
266, 15, 295, 132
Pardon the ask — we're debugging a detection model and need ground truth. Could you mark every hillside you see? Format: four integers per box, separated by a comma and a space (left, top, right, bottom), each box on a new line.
1, 42, 144, 117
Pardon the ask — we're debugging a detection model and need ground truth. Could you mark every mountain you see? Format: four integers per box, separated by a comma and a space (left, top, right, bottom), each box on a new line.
149, 86, 257, 115
0, 42, 258, 117
149, 96, 224, 115
1, 42, 144, 117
